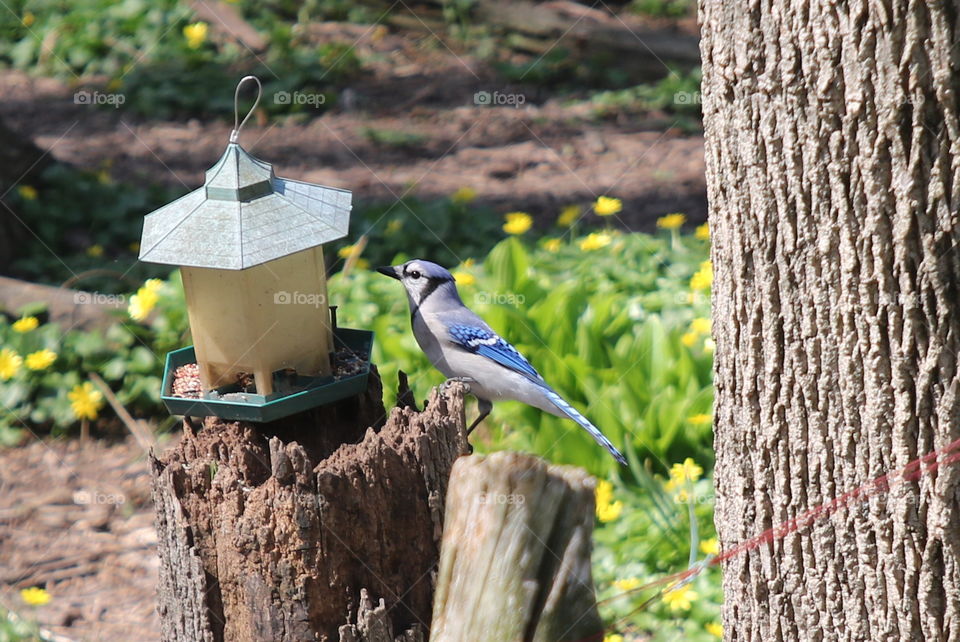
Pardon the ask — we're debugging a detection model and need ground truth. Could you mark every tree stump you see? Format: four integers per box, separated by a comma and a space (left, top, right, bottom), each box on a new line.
151, 370, 469, 642
430, 452, 604, 642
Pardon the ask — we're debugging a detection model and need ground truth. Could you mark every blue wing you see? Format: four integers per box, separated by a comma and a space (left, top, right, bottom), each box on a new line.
448, 324, 543, 382
447, 323, 627, 465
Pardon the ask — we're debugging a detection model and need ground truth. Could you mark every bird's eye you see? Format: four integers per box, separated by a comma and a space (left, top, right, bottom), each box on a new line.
409, 270, 421, 280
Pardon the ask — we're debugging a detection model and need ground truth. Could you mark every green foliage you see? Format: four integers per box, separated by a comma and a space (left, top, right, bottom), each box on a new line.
631, 0, 695, 18
361, 127, 429, 149
0, 606, 41, 642
349, 195, 505, 269
0, 277, 186, 443
593, 473, 722, 640
495, 48, 631, 89
8, 163, 179, 291
587, 67, 702, 127
0, 0, 361, 119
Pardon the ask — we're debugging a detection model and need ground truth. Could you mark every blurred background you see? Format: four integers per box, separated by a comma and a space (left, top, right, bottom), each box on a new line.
0, 1, 720, 640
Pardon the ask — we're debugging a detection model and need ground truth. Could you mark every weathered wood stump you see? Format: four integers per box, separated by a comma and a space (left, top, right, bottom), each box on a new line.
151, 370, 469, 642
431, 452, 604, 642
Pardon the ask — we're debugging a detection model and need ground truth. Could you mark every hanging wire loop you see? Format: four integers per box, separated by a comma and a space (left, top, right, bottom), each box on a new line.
230, 75, 262, 143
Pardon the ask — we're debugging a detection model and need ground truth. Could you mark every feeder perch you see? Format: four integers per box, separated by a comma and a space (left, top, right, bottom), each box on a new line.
138, 76, 373, 422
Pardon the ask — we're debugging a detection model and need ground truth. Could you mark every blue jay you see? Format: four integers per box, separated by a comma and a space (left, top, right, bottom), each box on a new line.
377, 259, 627, 465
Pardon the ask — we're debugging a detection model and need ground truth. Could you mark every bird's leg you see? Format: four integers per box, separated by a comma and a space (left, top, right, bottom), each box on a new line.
467, 398, 493, 436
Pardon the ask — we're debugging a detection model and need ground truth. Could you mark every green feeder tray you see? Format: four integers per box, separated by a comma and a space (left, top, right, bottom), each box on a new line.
160, 328, 374, 423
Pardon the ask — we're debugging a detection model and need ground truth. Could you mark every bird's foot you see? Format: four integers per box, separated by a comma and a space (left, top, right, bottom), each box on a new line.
442, 376, 474, 395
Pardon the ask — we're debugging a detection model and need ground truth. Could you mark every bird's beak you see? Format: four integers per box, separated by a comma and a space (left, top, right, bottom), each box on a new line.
376, 265, 401, 280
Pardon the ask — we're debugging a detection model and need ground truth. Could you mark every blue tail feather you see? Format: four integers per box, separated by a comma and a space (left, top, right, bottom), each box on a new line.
544, 389, 627, 465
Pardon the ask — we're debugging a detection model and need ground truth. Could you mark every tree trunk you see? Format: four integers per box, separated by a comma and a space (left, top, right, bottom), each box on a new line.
430, 452, 603, 642
151, 371, 469, 642
702, 1, 960, 639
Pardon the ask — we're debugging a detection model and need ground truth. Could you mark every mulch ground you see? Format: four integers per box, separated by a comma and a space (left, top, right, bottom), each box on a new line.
0, 437, 167, 641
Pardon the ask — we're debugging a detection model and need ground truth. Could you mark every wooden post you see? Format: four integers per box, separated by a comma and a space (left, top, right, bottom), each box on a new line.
151, 372, 469, 642
430, 452, 604, 642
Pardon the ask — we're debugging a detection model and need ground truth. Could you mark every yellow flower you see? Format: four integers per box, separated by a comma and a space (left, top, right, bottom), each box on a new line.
183, 22, 208, 49
17, 185, 38, 200
355, 258, 370, 270
594, 196, 622, 217
338, 244, 359, 259
603, 635, 624, 642
128, 284, 160, 322
87, 244, 104, 258
22, 11, 35, 26
706, 622, 724, 638
129, 242, 140, 253
12, 316, 39, 333
0, 348, 23, 380
20, 587, 50, 606
695, 223, 710, 240
453, 271, 475, 286
558, 204, 581, 226
580, 232, 612, 251
657, 212, 686, 230
69, 382, 104, 421
144, 278, 164, 292
662, 584, 698, 612
25, 349, 57, 371
451, 186, 477, 205
543, 238, 562, 252
385, 219, 402, 235
596, 479, 614, 505
613, 577, 642, 591
597, 501, 622, 521
681, 331, 697, 347
669, 458, 703, 485
700, 537, 719, 555
595, 480, 623, 523
503, 212, 533, 235
688, 413, 712, 426
690, 260, 713, 290
690, 317, 712, 335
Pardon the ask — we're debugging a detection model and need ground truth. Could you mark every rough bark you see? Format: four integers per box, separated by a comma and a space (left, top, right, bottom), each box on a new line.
701, 1, 960, 640
151, 371, 469, 642
430, 452, 603, 642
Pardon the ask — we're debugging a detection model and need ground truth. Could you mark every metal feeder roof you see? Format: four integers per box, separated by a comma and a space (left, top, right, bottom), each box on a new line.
138, 78, 351, 270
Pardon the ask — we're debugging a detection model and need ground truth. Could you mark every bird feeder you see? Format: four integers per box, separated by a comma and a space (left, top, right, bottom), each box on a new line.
139, 77, 373, 422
